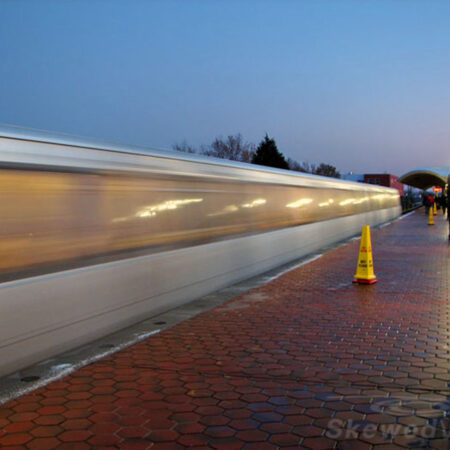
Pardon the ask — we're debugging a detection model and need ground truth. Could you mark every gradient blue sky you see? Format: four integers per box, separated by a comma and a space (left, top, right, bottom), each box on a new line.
1, 0, 449, 174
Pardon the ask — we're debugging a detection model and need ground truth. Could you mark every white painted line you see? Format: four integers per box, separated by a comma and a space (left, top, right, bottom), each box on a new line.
378, 222, 391, 229
396, 210, 416, 220
0, 329, 161, 406
263, 254, 323, 282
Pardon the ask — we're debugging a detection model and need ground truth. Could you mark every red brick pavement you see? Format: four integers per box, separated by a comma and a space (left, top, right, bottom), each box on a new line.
0, 210, 449, 449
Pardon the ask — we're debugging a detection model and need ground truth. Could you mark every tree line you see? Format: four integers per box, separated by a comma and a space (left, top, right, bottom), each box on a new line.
173, 133, 340, 179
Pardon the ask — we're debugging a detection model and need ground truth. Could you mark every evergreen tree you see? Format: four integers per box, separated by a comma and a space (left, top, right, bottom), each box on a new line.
252, 135, 289, 170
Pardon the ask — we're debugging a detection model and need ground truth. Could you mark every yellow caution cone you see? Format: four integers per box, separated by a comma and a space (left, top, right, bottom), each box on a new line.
433, 202, 437, 215
353, 225, 377, 285
428, 206, 435, 226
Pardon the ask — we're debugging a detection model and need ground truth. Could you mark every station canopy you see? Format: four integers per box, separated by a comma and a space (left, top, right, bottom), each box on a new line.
399, 167, 450, 190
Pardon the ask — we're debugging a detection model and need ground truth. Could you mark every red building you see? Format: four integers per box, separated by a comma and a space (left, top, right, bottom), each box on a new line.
364, 174, 404, 196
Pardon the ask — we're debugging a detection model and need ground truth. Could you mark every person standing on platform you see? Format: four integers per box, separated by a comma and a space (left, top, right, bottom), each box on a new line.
423, 193, 431, 215
447, 180, 450, 241
439, 193, 446, 216
447, 193, 450, 241
425, 193, 434, 216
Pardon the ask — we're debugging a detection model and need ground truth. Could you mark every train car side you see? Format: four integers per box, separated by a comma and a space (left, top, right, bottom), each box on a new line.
0, 132, 401, 376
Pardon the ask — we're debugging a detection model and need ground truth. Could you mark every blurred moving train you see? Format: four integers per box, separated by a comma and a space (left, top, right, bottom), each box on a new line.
0, 126, 401, 376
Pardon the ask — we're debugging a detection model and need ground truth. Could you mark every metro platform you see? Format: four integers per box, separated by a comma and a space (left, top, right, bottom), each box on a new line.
0, 210, 448, 449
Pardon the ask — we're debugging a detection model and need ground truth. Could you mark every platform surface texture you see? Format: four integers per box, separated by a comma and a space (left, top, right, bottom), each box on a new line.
0, 210, 449, 449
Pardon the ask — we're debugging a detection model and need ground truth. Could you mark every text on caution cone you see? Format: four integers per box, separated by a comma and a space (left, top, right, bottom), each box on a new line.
353, 225, 377, 285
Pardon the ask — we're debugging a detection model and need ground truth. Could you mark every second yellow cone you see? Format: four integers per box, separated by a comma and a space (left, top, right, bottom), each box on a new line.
428, 206, 435, 225
353, 225, 378, 285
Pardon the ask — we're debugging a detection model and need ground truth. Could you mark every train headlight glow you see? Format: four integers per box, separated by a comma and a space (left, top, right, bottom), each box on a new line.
339, 199, 356, 206
353, 196, 369, 204
242, 198, 266, 208
136, 198, 203, 218
319, 199, 335, 207
286, 199, 313, 208
208, 205, 239, 217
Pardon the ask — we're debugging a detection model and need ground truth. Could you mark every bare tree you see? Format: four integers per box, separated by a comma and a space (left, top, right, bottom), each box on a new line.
201, 134, 255, 162
314, 163, 341, 179
287, 158, 307, 173
172, 140, 196, 153
302, 161, 317, 174
287, 158, 318, 174
173, 136, 340, 179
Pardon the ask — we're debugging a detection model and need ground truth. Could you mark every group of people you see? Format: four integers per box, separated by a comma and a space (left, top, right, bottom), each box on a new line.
423, 189, 450, 241
423, 192, 447, 216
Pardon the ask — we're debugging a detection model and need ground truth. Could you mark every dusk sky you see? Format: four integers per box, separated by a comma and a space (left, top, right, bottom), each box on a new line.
1, 0, 449, 175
